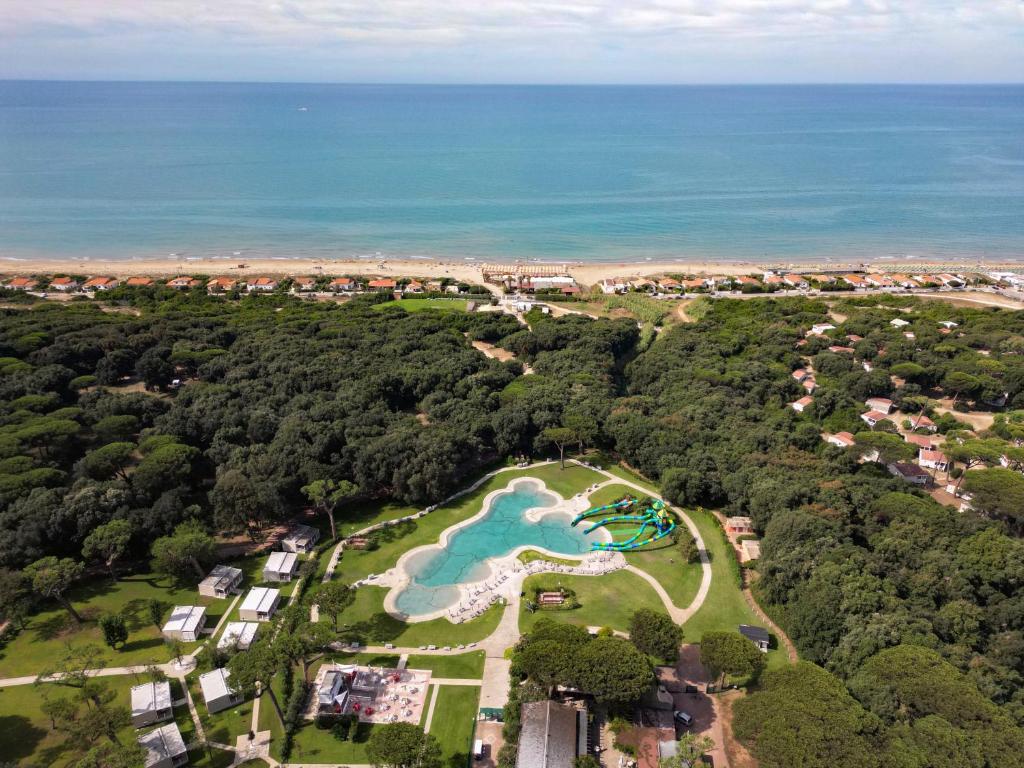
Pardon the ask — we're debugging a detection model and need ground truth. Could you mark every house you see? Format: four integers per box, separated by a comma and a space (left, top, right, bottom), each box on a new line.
281, 523, 320, 553
909, 413, 937, 432
207, 277, 239, 292
292, 276, 317, 292
725, 516, 754, 535
249, 277, 278, 291
864, 273, 895, 288
217, 621, 260, 651
783, 274, 808, 289
239, 587, 281, 622
764, 275, 784, 287
791, 396, 813, 412
262, 551, 299, 582
913, 274, 940, 287
826, 432, 857, 448
317, 667, 352, 714
865, 397, 894, 414
126, 276, 154, 287
367, 279, 396, 291
905, 433, 938, 449
330, 277, 356, 292
888, 462, 931, 485
938, 320, 959, 329
889, 318, 910, 328
199, 667, 243, 714
936, 273, 965, 288
426, 280, 444, 292
138, 722, 188, 768
403, 280, 425, 294
828, 345, 855, 354
560, 285, 581, 296
739, 624, 770, 652
198, 565, 243, 599
809, 323, 835, 336
861, 410, 891, 428
82, 276, 119, 291
166, 276, 200, 290
736, 276, 761, 288
6, 277, 38, 290
889, 274, 920, 289
842, 274, 868, 288
802, 377, 817, 394
740, 539, 761, 562
599, 278, 626, 294
847, 334, 864, 343
807, 274, 835, 284
130, 681, 173, 727
49, 276, 80, 291
516, 700, 587, 768
657, 278, 681, 292
162, 606, 207, 642
681, 278, 707, 292
791, 368, 810, 383
919, 449, 950, 471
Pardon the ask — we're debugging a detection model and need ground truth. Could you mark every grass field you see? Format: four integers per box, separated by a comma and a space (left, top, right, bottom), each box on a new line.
373, 298, 468, 312
407, 651, 485, 678
187, 671, 256, 745
429, 685, 481, 762
0, 572, 232, 678
517, 549, 581, 567
518, 569, 666, 634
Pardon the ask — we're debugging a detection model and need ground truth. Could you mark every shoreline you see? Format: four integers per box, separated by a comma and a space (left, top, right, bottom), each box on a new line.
2, 254, 1023, 288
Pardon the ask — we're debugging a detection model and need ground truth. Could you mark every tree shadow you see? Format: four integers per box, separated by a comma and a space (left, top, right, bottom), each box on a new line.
344, 612, 406, 643
0, 714, 49, 761
447, 752, 469, 767
119, 636, 165, 655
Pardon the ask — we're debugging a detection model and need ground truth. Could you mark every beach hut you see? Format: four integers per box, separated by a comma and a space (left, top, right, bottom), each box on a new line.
239, 587, 281, 622
262, 551, 298, 582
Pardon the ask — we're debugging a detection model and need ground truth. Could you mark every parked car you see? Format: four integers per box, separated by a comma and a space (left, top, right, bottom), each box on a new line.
674, 710, 693, 727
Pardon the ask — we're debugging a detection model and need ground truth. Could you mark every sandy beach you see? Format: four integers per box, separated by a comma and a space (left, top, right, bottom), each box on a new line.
2, 255, 1020, 288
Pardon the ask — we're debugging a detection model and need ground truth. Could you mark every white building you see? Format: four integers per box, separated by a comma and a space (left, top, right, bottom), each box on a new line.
239, 587, 281, 622
790, 396, 813, 413
281, 523, 320, 553
130, 681, 173, 728
162, 606, 207, 642
889, 318, 910, 328
138, 723, 188, 768
865, 397, 894, 414
198, 565, 243, 599
262, 551, 299, 582
217, 621, 260, 651
826, 432, 856, 448
199, 668, 243, 714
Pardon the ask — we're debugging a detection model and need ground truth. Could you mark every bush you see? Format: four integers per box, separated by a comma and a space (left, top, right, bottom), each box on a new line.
628, 609, 683, 662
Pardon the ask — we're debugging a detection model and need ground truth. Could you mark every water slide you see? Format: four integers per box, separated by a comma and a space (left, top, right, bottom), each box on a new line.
575, 497, 677, 552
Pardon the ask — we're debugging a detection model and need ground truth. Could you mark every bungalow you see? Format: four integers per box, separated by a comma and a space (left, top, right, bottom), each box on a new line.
725, 516, 754, 535
783, 274, 808, 289
426, 280, 444, 292
630, 279, 657, 291
403, 280, 425, 294
909, 413, 938, 432
936, 273, 965, 288
131, 681, 173, 727
560, 285, 581, 296
739, 624, 770, 653
736, 276, 761, 288
657, 278, 681, 292
889, 318, 910, 328
162, 605, 207, 642
740, 539, 762, 562
865, 397, 894, 414
516, 700, 587, 768
239, 587, 281, 622
217, 621, 260, 651
863, 274, 895, 288
206, 277, 240, 293
905, 433, 938, 449
6, 277, 38, 290
331, 278, 360, 292
791, 396, 813, 413
292, 276, 317, 292
791, 368, 810, 383
82, 276, 119, 291
888, 462, 931, 485
913, 274, 940, 287
199, 667, 243, 714
166, 276, 200, 290
861, 410, 891, 428
764, 275, 784, 287
262, 551, 297, 582
808, 323, 835, 336
889, 274, 920, 289
249, 277, 278, 292
599, 278, 626, 294
828, 345, 855, 354
919, 449, 950, 471
681, 278, 707, 292
801, 377, 817, 394
126, 276, 154, 287
138, 722, 188, 768
198, 564, 243, 599
826, 432, 857, 448
281, 523, 320, 553
842, 274, 868, 289
317, 667, 352, 714
847, 334, 863, 343
367, 279, 397, 291
49, 276, 80, 291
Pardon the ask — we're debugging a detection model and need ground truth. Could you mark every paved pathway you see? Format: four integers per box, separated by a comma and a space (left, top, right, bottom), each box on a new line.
422, 684, 441, 733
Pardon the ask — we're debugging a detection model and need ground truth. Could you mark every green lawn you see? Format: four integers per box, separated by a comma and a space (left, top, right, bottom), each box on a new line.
603, 466, 787, 670
0, 572, 232, 678
429, 685, 481, 763
373, 298, 468, 312
407, 651, 485, 679
517, 549, 581, 567
337, 498, 420, 538
518, 569, 666, 634
187, 671, 255, 745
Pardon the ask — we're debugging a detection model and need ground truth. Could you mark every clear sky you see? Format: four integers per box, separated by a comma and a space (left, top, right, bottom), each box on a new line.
2, 1, 1022, 84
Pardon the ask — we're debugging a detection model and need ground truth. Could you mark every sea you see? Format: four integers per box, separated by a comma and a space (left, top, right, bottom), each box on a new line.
0, 81, 1022, 264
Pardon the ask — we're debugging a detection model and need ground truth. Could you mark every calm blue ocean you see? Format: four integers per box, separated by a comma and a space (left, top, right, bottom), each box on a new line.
0, 82, 1022, 263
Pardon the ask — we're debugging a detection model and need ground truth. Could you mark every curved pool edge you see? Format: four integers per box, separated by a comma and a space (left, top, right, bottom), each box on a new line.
379, 476, 610, 624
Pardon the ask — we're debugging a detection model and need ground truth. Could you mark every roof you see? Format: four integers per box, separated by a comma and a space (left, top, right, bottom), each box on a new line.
131, 681, 172, 717
163, 605, 206, 634
240, 587, 280, 614
741, 539, 762, 558
284, 523, 318, 544
199, 667, 235, 703
293, 276, 316, 284
516, 700, 582, 768
865, 397, 893, 407
831, 431, 856, 446
139, 723, 187, 766
200, 564, 242, 592
331, 276, 354, 284
920, 449, 947, 463
50, 276, 77, 285
794, 396, 813, 407
911, 414, 935, 427
126, 277, 153, 286
905, 434, 934, 448
726, 516, 753, 527
167, 276, 197, 285
253, 277, 277, 286
83, 276, 115, 287
218, 622, 260, 649
265, 551, 298, 573
890, 462, 930, 478
862, 410, 890, 422
8, 277, 37, 287
368, 279, 396, 288
739, 624, 770, 643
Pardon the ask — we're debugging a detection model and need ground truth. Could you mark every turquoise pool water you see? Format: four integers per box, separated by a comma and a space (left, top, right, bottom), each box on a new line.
393, 480, 592, 617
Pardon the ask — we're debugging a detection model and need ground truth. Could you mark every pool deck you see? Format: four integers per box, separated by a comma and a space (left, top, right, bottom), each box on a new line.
376, 476, 616, 623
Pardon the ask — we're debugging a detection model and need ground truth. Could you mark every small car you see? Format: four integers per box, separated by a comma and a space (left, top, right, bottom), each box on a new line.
674, 710, 693, 727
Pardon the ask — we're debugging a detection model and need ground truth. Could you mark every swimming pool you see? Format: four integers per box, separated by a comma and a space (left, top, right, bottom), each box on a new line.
393, 479, 593, 617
